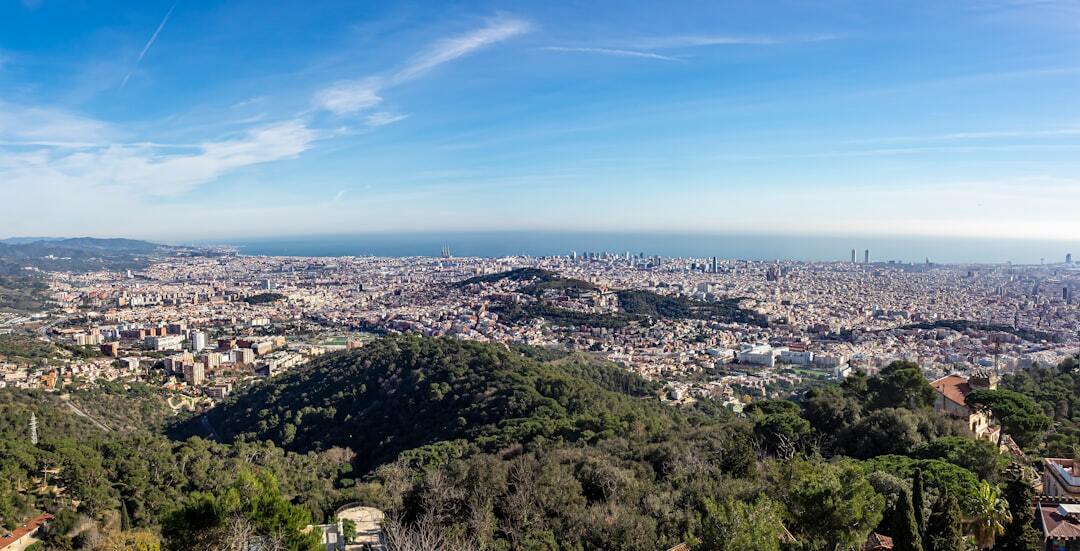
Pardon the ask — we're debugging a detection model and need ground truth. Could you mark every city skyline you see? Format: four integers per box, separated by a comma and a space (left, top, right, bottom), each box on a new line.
2, 1, 1080, 240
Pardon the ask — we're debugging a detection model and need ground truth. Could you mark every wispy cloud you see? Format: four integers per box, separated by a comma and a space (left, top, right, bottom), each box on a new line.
315, 77, 384, 116
120, 2, 177, 89
540, 33, 836, 64
632, 33, 838, 49
0, 110, 316, 198
392, 16, 531, 82
332, 189, 347, 202
0, 102, 114, 144
845, 127, 1080, 145
314, 15, 531, 115
365, 111, 409, 127
538, 46, 680, 62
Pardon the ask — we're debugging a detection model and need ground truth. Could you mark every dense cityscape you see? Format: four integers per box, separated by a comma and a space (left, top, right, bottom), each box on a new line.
3, 239, 1080, 549
12, 248, 1080, 405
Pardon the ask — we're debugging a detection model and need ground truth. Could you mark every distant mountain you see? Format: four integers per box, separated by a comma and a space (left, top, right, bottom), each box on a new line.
182, 335, 666, 474
0, 237, 174, 274
0, 237, 65, 245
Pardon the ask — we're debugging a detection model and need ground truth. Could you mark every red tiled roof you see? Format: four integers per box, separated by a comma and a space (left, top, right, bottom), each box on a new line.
863, 532, 894, 550
0, 513, 54, 549
931, 375, 972, 406
1039, 502, 1080, 541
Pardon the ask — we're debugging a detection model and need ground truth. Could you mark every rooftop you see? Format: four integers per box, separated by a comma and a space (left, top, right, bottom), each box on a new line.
930, 374, 972, 406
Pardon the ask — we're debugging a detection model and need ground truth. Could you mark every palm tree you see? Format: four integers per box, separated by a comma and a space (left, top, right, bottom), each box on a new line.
965, 480, 1012, 549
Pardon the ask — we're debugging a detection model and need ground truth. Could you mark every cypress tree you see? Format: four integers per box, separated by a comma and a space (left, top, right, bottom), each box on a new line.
926, 492, 964, 551
891, 487, 923, 551
998, 473, 1041, 551
912, 469, 926, 536
120, 500, 131, 531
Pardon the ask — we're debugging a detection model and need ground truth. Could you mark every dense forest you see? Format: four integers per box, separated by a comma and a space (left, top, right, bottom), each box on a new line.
0, 336, 1061, 550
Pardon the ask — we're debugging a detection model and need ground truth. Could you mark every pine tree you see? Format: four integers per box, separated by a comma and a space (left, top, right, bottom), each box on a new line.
891, 487, 923, 551
912, 469, 926, 537
998, 473, 1041, 551
926, 492, 964, 551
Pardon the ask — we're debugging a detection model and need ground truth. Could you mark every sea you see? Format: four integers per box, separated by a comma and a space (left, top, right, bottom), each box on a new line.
201, 232, 1080, 265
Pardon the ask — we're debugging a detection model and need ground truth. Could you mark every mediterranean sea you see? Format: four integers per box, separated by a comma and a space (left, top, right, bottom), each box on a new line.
202, 232, 1080, 265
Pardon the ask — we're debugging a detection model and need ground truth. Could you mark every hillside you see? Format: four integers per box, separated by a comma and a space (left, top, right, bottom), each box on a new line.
1, 335, 1033, 550
188, 335, 670, 473
0, 237, 172, 274
616, 289, 768, 326
459, 268, 766, 328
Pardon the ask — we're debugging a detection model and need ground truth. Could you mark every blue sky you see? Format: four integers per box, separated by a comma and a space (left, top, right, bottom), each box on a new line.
1, 0, 1079, 240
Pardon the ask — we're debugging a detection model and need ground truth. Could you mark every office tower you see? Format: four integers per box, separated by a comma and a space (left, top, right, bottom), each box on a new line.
1068, 253, 1074, 264
263, 279, 273, 291
570, 251, 577, 260
851, 249, 856, 263
864, 249, 870, 264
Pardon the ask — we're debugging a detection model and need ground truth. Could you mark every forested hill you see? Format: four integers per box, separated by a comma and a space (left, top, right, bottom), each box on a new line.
186, 336, 671, 473
0, 237, 175, 274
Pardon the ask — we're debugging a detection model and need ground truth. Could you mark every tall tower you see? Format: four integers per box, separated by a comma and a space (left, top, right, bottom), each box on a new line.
29, 412, 38, 445
851, 249, 856, 263
864, 249, 870, 264
1068, 253, 1073, 264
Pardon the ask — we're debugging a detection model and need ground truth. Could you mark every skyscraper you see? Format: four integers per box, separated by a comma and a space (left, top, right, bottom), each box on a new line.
864, 249, 870, 264
851, 249, 856, 263
1068, 253, 1073, 264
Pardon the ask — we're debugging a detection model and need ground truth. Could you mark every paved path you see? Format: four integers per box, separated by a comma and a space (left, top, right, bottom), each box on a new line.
336, 505, 385, 550
62, 398, 112, 432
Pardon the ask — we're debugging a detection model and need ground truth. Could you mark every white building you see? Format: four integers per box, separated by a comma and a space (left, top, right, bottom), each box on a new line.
737, 344, 783, 368
191, 331, 208, 353
779, 349, 814, 365
145, 334, 184, 352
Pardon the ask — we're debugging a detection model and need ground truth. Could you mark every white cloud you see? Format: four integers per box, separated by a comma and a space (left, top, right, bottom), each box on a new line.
364, 111, 409, 126
313, 15, 530, 116
391, 16, 531, 82
538, 47, 680, 61
633, 33, 838, 49
0, 102, 115, 144
314, 77, 384, 115
0, 117, 316, 197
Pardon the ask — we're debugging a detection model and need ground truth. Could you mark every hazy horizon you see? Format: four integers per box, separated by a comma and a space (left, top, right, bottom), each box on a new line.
175, 230, 1080, 265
